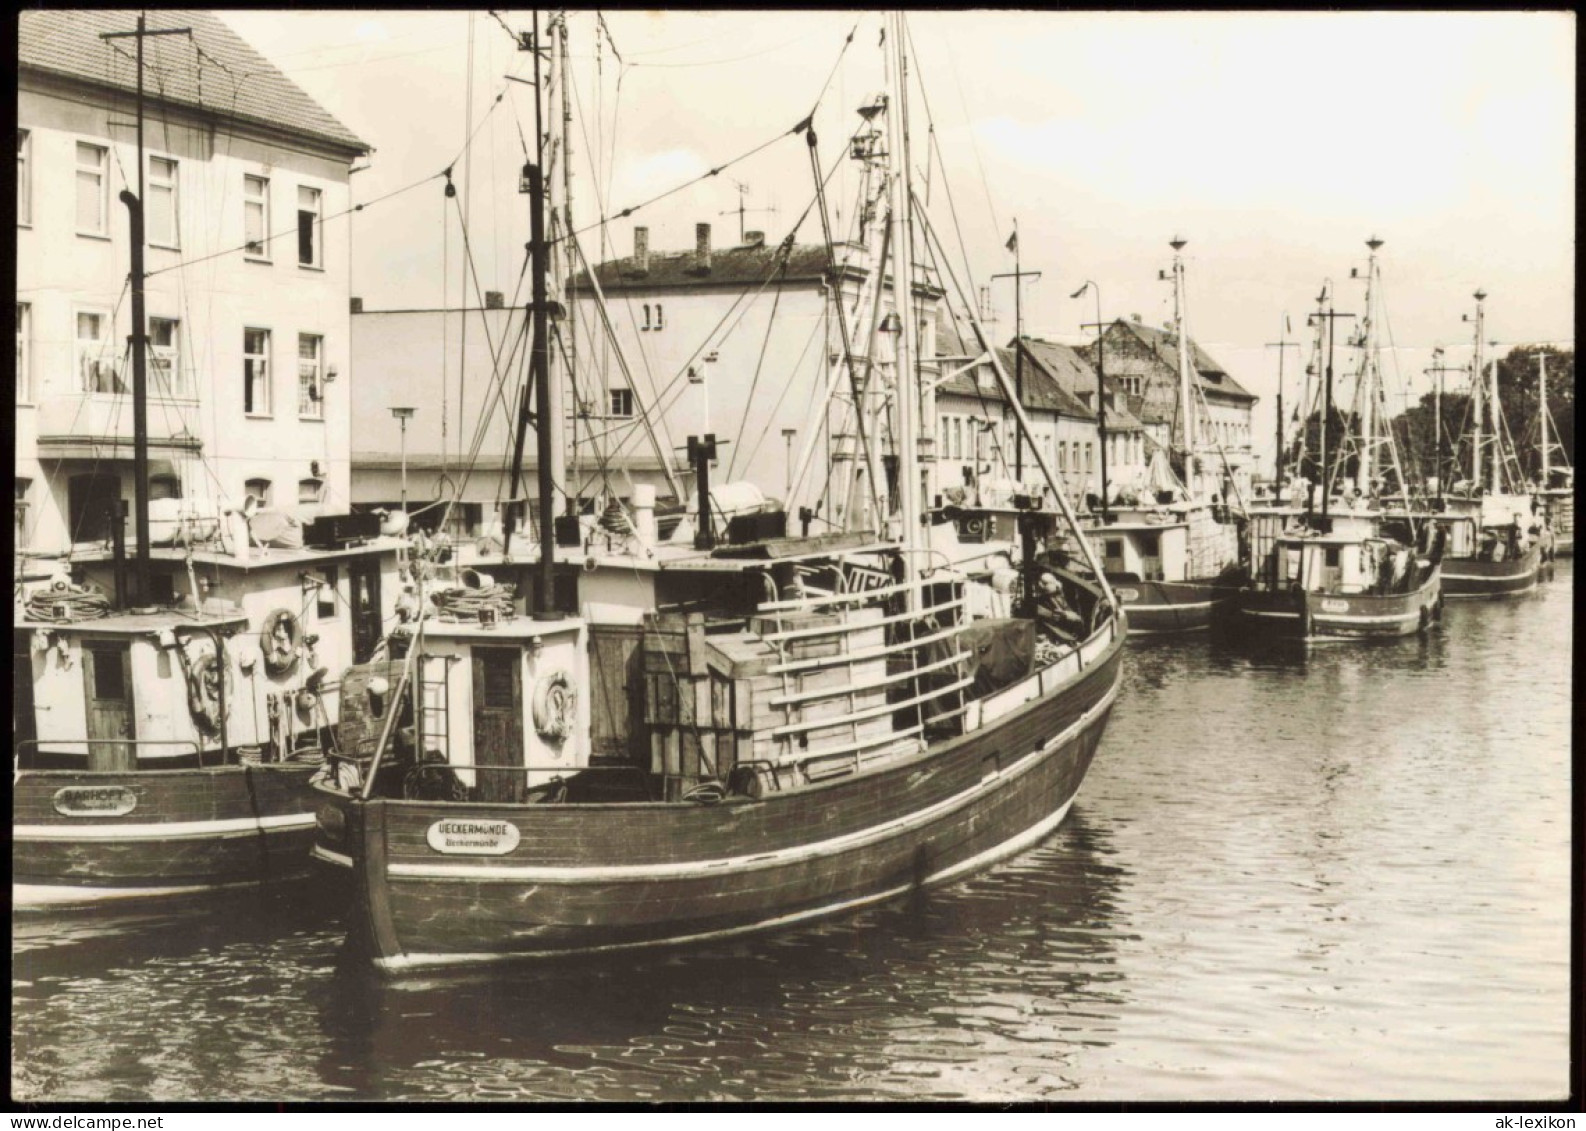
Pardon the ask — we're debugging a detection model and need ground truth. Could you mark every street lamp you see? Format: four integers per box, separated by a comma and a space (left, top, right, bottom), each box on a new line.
1071, 280, 1109, 523
390, 406, 415, 511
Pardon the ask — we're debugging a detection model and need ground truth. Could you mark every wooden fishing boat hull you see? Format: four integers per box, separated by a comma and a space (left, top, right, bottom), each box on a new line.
1439, 543, 1542, 598
12, 764, 322, 907
1235, 574, 1442, 642
1108, 577, 1234, 635
316, 628, 1124, 971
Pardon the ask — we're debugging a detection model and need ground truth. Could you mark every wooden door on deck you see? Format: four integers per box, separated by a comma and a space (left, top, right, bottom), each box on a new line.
471, 647, 524, 803
82, 641, 136, 771
348, 556, 382, 663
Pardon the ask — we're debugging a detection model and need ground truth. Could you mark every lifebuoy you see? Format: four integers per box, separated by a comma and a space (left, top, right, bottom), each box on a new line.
185, 650, 232, 736
260, 608, 301, 678
531, 669, 578, 742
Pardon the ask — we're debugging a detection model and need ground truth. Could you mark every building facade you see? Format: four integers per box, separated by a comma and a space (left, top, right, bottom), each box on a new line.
16, 9, 367, 560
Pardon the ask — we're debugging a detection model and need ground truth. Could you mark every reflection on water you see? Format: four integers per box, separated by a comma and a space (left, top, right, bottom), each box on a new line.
12, 565, 1571, 1102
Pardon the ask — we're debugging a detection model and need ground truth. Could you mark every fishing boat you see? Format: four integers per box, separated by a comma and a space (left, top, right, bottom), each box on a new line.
1237, 239, 1442, 641
13, 17, 401, 907
1427, 292, 1543, 598
309, 12, 1126, 970
1528, 351, 1572, 558
1079, 240, 1244, 635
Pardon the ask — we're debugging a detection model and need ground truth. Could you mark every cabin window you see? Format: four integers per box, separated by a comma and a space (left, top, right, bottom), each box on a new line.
1104, 539, 1123, 558
15, 477, 31, 549
76, 142, 108, 236
298, 477, 324, 505
90, 644, 126, 700
244, 477, 272, 508
76, 309, 123, 394
17, 129, 30, 226
317, 565, 338, 620
15, 302, 31, 403
149, 316, 182, 398
149, 475, 180, 501
244, 328, 271, 415
244, 175, 270, 258
148, 156, 179, 249
297, 333, 324, 418
609, 387, 634, 418
297, 185, 322, 267
641, 304, 651, 331
654, 304, 664, 330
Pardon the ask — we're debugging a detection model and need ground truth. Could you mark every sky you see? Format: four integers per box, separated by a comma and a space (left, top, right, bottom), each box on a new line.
220, 9, 1576, 475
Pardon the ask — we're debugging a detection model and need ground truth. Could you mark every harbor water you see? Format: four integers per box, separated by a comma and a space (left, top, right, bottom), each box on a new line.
11, 564, 1572, 1103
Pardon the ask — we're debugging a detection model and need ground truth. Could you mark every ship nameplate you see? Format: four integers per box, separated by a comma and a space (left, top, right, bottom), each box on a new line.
52, 785, 138, 818
426, 818, 521, 855
1115, 588, 1139, 602
1320, 599, 1350, 614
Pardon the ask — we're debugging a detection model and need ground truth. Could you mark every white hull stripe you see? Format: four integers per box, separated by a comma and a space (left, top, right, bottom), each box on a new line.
13, 878, 266, 907
1125, 599, 1216, 612
375, 795, 1080, 972
1241, 609, 1301, 620
312, 845, 355, 870
385, 678, 1120, 886
1314, 610, 1421, 625
15, 812, 316, 842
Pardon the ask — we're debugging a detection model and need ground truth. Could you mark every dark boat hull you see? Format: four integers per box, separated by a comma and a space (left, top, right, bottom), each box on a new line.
13, 764, 322, 906
1108, 577, 1234, 635
1439, 543, 1542, 598
1236, 573, 1442, 642
319, 628, 1125, 970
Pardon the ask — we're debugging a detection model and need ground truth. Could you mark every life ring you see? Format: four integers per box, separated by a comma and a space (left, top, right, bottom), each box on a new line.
531, 669, 578, 742
185, 650, 233, 737
260, 608, 301, 678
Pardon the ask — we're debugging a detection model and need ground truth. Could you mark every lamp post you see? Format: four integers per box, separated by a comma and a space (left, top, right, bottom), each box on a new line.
390, 406, 415, 512
1072, 280, 1109, 523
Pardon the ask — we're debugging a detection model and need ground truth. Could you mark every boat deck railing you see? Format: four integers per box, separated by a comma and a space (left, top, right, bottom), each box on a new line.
16, 738, 209, 772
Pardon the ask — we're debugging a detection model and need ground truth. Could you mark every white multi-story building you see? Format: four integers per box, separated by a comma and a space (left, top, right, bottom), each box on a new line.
16, 10, 368, 560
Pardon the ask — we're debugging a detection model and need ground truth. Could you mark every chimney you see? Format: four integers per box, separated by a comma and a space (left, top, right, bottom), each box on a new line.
485, 290, 504, 310
744, 230, 765, 249
350, 296, 363, 314
695, 222, 712, 273
633, 226, 650, 275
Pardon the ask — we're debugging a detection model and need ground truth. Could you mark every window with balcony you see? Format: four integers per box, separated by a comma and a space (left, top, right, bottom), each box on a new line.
148, 156, 179, 248
15, 302, 31, 403
244, 175, 269, 259
297, 333, 324, 418
244, 478, 272, 507
609, 387, 634, 418
18, 130, 31, 227
76, 142, 108, 236
297, 185, 322, 267
244, 328, 271, 415
149, 316, 182, 398
76, 309, 125, 394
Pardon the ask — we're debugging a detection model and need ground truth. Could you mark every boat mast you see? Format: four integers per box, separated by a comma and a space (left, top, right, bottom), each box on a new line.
1469, 289, 1486, 493
886, 11, 921, 604
1169, 237, 1196, 494
1354, 237, 1383, 498
101, 15, 190, 606
1539, 352, 1549, 486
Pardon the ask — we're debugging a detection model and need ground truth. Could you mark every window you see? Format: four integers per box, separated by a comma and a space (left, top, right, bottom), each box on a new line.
15, 477, 31, 549
298, 477, 324, 504
244, 175, 269, 258
76, 143, 108, 235
244, 478, 272, 507
609, 386, 634, 418
76, 310, 124, 393
17, 130, 30, 226
149, 475, 181, 501
297, 333, 324, 418
654, 304, 664, 330
1085, 443, 1094, 474
15, 303, 30, 402
1058, 441, 1067, 473
296, 185, 322, 267
317, 565, 338, 620
641, 304, 651, 331
244, 328, 271, 415
149, 316, 182, 398
148, 156, 179, 248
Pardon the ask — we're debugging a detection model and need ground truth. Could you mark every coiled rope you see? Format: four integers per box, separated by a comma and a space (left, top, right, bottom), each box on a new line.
24, 580, 112, 623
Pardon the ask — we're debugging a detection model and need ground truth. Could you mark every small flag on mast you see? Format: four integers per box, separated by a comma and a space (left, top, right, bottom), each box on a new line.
1005, 229, 1018, 254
